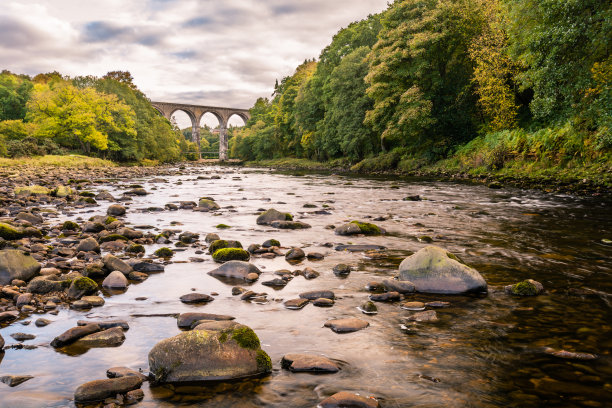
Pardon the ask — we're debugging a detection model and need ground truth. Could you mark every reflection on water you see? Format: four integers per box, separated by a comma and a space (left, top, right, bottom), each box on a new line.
0, 167, 610, 407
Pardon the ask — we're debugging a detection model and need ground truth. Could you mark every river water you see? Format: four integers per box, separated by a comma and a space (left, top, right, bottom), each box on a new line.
0, 166, 611, 407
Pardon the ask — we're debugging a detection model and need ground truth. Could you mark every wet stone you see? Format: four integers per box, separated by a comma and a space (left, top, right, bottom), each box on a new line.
0, 375, 34, 387
382, 279, 416, 294
301, 267, 320, 280
74, 376, 143, 403
180, 293, 214, 304
300, 290, 335, 300
406, 310, 438, 322
370, 291, 401, 302
425, 301, 450, 308
261, 278, 288, 288
400, 301, 426, 311
10, 333, 36, 341
324, 318, 370, 333
333, 264, 351, 276
51, 324, 102, 348
77, 320, 130, 330
318, 391, 380, 408
359, 301, 378, 315
284, 298, 310, 310
35, 318, 52, 327
281, 353, 340, 373
313, 298, 335, 307
177, 313, 235, 329
74, 327, 126, 348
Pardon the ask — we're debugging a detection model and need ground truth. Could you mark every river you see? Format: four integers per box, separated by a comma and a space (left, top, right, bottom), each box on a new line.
0, 166, 611, 407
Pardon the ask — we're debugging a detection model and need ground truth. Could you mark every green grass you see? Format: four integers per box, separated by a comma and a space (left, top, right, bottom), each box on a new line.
0, 155, 116, 168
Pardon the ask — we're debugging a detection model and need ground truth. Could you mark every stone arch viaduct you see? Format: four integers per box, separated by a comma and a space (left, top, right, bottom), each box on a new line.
151, 101, 250, 160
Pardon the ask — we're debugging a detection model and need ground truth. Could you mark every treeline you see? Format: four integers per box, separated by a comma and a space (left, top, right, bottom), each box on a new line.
231, 0, 611, 172
0, 70, 186, 162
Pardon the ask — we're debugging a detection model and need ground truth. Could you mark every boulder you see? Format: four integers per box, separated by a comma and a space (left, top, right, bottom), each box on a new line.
74, 327, 126, 348
67, 277, 98, 299
505, 279, 544, 296
208, 261, 261, 281
51, 324, 101, 348
102, 271, 128, 289
198, 198, 220, 211
74, 376, 143, 403
148, 325, 272, 383
16, 212, 43, 225
256, 209, 292, 225
103, 254, 133, 275
107, 204, 126, 216
382, 279, 415, 294
281, 353, 339, 373
0, 250, 41, 285
212, 248, 251, 263
285, 247, 305, 262
269, 220, 311, 229
27, 276, 64, 294
319, 391, 380, 408
76, 237, 100, 253
398, 246, 487, 294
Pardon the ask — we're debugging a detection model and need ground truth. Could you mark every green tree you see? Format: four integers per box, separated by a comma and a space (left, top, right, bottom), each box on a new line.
0, 71, 33, 121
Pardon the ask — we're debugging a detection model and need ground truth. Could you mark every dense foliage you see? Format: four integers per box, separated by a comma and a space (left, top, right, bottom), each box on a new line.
231, 0, 611, 173
0, 70, 184, 162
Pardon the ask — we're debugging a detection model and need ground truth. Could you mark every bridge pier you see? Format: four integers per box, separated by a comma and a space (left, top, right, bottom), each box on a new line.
150, 101, 250, 162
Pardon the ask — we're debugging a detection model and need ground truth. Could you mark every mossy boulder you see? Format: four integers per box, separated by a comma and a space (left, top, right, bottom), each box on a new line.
398, 246, 487, 295
506, 279, 544, 296
53, 185, 73, 197
208, 239, 242, 254
256, 209, 293, 225
0, 223, 23, 240
198, 199, 220, 211
212, 248, 250, 263
262, 239, 280, 248
148, 324, 271, 383
126, 244, 145, 254
62, 221, 80, 231
14, 185, 50, 196
67, 277, 98, 299
335, 221, 382, 236
99, 234, 129, 243
154, 247, 174, 258
0, 250, 41, 285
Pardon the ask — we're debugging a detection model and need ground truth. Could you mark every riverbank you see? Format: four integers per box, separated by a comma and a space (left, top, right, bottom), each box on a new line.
243, 156, 612, 197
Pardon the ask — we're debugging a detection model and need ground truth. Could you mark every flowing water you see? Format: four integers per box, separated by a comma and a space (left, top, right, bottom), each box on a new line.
0, 167, 611, 407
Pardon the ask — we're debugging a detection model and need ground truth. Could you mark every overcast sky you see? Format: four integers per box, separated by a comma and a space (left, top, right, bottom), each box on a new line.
0, 0, 389, 127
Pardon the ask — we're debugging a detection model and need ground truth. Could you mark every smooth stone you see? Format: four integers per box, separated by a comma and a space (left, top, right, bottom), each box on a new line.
246, 272, 259, 282
81, 296, 105, 307
77, 320, 130, 330
76, 237, 100, 253
324, 318, 369, 333
256, 208, 290, 225
301, 267, 320, 279
318, 391, 380, 408
313, 298, 335, 307
74, 376, 143, 403
425, 301, 450, 308
544, 348, 597, 360
369, 291, 401, 302
0, 375, 34, 387
334, 223, 362, 235
74, 327, 126, 348
128, 271, 148, 282
382, 279, 416, 294
132, 262, 165, 273
400, 301, 425, 311
332, 264, 351, 276
208, 261, 262, 280
398, 246, 487, 294
10, 333, 36, 341
284, 298, 310, 310
285, 248, 305, 261
261, 278, 287, 288
35, 318, 52, 327
0, 311, 19, 323
148, 325, 272, 383
72, 300, 92, 310
269, 220, 311, 229
406, 310, 438, 322
102, 271, 128, 289
106, 367, 148, 381
299, 290, 335, 300
307, 252, 325, 260
193, 320, 241, 332
27, 276, 64, 294
358, 301, 378, 314
107, 204, 126, 216
335, 244, 386, 252
51, 324, 102, 348
0, 333, 3, 349
103, 254, 133, 275
177, 313, 235, 329
281, 353, 339, 373
16, 293, 33, 308
0, 249, 41, 286
180, 293, 214, 304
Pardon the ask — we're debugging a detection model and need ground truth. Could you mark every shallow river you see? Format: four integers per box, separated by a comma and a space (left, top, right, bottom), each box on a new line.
1, 166, 611, 407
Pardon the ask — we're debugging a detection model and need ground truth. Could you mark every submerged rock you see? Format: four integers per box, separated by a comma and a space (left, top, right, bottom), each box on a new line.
0, 375, 34, 387
74, 327, 126, 348
180, 293, 214, 304
281, 353, 339, 373
148, 325, 272, 383
74, 376, 143, 403
285, 248, 305, 262
256, 208, 292, 225
324, 318, 369, 333
318, 391, 380, 408
398, 246, 487, 294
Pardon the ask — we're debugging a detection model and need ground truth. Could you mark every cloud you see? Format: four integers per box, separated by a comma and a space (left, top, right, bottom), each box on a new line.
0, 0, 391, 108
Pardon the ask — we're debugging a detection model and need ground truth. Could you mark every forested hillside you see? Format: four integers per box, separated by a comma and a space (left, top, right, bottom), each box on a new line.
231, 0, 611, 183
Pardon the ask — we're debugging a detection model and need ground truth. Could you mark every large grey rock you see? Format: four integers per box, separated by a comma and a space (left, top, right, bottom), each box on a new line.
398, 246, 487, 294
103, 254, 133, 275
16, 212, 43, 225
102, 271, 128, 289
198, 198, 220, 211
74, 327, 126, 348
74, 376, 143, 403
76, 237, 100, 253
256, 208, 290, 225
148, 325, 272, 383
208, 261, 261, 280
27, 276, 64, 294
0, 250, 41, 285
334, 223, 362, 236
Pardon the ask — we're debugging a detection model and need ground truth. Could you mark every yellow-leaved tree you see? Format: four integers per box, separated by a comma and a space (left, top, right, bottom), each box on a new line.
27, 80, 136, 154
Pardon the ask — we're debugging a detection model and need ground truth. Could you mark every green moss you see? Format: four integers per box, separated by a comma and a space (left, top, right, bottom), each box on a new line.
78, 191, 95, 197
446, 252, 465, 264
231, 327, 260, 350
79, 197, 97, 204
264, 239, 280, 247
126, 244, 145, 253
99, 234, 128, 243
285, 213, 293, 221
14, 185, 50, 196
511, 281, 539, 296
155, 247, 174, 258
74, 276, 97, 292
209, 239, 228, 254
216, 224, 231, 229
104, 216, 117, 225
218, 331, 229, 343
212, 248, 250, 263
0, 222, 23, 240
53, 185, 72, 197
256, 349, 272, 373
61, 221, 80, 231
350, 221, 382, 235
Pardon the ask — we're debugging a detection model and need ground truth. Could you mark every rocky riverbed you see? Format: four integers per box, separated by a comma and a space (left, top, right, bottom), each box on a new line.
0, 164, 611, 407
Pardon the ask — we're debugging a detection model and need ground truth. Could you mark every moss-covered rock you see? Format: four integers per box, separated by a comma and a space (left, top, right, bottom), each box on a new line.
79, 191, 96, 197
105, 216, 117, 225
198, 199, 220, 211
67, 277, 98, 299
126, 244, 145, 254
14, 185, 50, 196
507, 279, 544, 296
256, 209, 293, 225
0, 249, 41, 285
154, 247, 174, 258
215, 224, 231, 229
350, 221, 382, 235
0, 223, 23, 240
53, 185, 73, 197
61, 221, 80, 231
262, 239, 280, 248
213, 248, 250, 263
99, 234, 129, 243
208, 239, 242, 254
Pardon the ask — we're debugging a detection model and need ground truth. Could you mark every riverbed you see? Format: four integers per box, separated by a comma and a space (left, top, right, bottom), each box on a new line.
1, 165, 611, 407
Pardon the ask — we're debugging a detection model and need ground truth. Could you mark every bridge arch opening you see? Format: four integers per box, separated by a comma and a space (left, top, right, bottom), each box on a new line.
199, 112, 224, 159
227, 113, 247, 128
170, 109, 197, 140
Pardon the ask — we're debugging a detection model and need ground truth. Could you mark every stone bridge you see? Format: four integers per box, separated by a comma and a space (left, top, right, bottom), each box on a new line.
151, 101, 250, 160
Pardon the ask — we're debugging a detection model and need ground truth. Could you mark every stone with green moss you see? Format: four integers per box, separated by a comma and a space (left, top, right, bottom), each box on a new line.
154, 247, 174, 258
215, 224, 231, 229
53, 185, 72, 197
507, 279, 544, 296
256, 208, 293, 225
67, 276, 98, 299
208, 239, 242, 254
14, 185, 50, 196
99, 234, 128, 243
148, 324, 271, 383
0, 223, 23, 240
198, 199, 220, 211
350, 221, 382, 235
61, 221, 80, 231
213, 248, 250, 263
105, 216, 117, 225
126, 244, 145, 254
78, 191, 96, 197
262, 239, 280, 248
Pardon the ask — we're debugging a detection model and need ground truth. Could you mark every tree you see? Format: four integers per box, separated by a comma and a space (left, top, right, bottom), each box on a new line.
0, 71, 33, 121
27, 81, 136, 154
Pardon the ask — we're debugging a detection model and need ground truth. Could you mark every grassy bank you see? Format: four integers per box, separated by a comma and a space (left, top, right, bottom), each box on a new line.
0, 155, 116, 168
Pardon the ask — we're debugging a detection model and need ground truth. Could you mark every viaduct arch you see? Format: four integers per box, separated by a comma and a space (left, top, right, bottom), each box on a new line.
151, 101, 250, 161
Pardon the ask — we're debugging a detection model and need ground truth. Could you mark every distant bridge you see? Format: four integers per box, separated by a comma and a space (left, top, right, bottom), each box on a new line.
151, 101, 250, 161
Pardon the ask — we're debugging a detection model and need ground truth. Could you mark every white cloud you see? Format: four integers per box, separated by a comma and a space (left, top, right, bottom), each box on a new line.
0, 0, 389, 115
